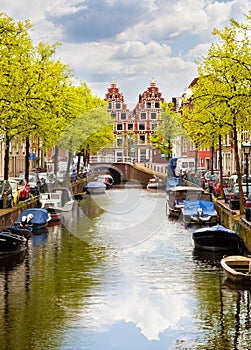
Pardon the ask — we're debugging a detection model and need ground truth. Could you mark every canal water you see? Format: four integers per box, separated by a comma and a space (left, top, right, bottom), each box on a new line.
0, 185, 250, 350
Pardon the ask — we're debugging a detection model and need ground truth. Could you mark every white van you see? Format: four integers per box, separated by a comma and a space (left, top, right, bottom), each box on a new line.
175, 158, 195, 176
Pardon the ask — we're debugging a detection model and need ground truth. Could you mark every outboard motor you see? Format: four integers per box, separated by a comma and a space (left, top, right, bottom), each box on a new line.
21, 215, 27, 226
197, 207, 203, 217
26, 213, 34, 224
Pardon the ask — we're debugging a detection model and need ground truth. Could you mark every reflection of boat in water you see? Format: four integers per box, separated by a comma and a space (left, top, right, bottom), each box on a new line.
0, 231, 27, 255
0, 249, 27, 270
192, 248, 226, 266
192, 224, 243, 252
221, 255, 251, 284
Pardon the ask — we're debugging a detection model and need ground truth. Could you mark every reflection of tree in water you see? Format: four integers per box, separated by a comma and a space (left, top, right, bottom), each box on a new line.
189, 263, 251, 350
0, 225, 107, 350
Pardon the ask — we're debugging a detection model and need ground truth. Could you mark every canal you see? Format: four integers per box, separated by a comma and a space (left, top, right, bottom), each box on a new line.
0, 186, 250, 350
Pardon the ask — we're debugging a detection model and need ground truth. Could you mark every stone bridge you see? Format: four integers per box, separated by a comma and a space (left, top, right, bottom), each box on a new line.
90, 162, 163, 186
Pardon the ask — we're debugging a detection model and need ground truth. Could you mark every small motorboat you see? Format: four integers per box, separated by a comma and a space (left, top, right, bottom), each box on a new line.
16, 208, 51, 233
192, 224, 243, 252
166, 186, 208, 218
147, 176, 165, 190
39, 189, 74, 221
182, 199, 218, 226
85, 181, 106, 194
96, 174, 114, 189
221, 255, 251, 284
0, 231, 27, 255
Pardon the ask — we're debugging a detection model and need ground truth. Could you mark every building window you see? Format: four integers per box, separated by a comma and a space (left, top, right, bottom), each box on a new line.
115, 102, 121, 109
117, 124, 123, 131
151, 123, 158, 130
140, 149, 146, 161
117, 138, 123, 147
141, 112, 146, 119
139, 135, 145, 144
146, 102, 151, 109
108, 102, 112, 109
128, 124, 133, 130
116, 151, 123, 162
111, 113, 116, 118
139, 124, 145, 130
121, 113, 126, 120
155, 102, 160, 108
151, 112, 156, 119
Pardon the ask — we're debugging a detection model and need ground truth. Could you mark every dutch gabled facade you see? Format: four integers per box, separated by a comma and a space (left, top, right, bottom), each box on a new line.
92, 79, 166, 164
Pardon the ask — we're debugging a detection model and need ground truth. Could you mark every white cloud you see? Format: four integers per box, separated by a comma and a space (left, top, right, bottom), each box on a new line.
1, 0, 251, 105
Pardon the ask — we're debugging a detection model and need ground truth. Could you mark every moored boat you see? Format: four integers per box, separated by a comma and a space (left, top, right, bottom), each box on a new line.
182, 199, 218, 226
192, 224, 243, 252
16, 208, 51, 233
147, 176, 165, 190
6, 224, 32, 239
0, 231, 27, 255
221, 255, 251, 284
86, 181, 106, 194
166, 186, 210, 218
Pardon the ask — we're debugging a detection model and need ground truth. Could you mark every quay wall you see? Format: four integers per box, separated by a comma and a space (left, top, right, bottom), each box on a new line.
0, 198, 38, 231
215, 201, 251, 253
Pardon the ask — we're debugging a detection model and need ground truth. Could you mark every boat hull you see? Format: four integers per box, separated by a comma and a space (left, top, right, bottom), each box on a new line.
221, 255, 251, 284
192, 224, 243, 252
0, 232, 27, 255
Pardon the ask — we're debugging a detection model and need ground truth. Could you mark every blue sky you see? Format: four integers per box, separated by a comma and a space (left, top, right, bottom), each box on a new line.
1, 0, 251, 107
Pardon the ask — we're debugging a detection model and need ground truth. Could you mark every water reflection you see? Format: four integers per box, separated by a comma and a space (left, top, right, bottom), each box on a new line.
0, 189, 250, 349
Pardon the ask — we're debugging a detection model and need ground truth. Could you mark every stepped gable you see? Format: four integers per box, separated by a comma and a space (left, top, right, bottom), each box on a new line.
133, 78, 165, 120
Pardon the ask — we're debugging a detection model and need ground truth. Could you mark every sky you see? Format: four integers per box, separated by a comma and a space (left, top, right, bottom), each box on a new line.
1, 0, 251, 109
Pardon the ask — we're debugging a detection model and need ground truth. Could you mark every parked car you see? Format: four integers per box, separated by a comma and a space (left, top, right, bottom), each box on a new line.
214, 176, 229, 197
229, 184, 251, 210
245, 193, 251, 208
8, 179, 19, 205
0, 179, 13, 208
10, 177, 31, 201
19, 172, 40, 195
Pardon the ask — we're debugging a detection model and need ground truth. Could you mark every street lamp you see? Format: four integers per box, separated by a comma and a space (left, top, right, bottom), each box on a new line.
242, 140, 251, 198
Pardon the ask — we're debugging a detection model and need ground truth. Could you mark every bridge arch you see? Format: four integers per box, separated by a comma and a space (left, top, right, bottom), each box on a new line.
91, 163, 124, 184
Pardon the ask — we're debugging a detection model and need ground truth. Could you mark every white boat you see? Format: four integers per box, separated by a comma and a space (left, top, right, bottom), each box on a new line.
147, 177, 165, 190
86, 181, 106, 194
40, 188, 74, 220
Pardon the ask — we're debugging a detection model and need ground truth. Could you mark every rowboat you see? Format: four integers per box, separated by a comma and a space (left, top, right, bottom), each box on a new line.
220, 255, 251, 284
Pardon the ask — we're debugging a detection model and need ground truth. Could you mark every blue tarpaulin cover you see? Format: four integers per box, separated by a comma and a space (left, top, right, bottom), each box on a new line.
192, 224, 239, 237
17, 208, 50, 224
183, 200, 216, 217
166, 177, 182, 191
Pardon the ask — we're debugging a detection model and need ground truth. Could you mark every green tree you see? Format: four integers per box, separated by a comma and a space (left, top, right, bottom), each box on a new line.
180, 14, 251, 211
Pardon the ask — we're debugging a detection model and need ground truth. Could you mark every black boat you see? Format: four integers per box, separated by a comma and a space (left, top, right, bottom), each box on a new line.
192, 224, 243, 252
6, 225, 32, 239
0, 231, 27, 255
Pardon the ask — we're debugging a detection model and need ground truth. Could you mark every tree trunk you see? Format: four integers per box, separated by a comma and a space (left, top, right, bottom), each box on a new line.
218, 135, 224, 197
54, 147, 59, 176
25, 137, 30, 183
233, 124, 244, 213
4, 134, 10, 180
